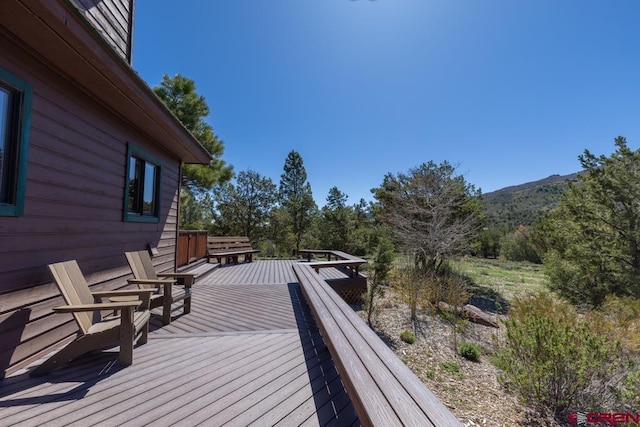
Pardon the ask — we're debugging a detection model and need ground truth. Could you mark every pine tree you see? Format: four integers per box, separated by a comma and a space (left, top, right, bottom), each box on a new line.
278, 151, 316, 253
212, 170, 277, 240
535, 136, 640, 306
153, 74, 233, 193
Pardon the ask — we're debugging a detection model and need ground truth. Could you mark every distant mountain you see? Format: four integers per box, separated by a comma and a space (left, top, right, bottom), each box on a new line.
482, 173, 580, 230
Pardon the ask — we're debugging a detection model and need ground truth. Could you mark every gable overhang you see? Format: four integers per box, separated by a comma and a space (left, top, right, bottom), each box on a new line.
0, 0, 213, 165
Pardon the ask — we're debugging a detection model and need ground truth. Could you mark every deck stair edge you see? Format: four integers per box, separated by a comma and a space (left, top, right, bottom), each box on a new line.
178, 259, 219, 281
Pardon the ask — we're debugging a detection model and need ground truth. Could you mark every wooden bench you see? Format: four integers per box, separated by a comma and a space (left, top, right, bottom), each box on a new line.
292, 263, 462, 426
207, 236, 260, 265
298, 249, 335, 262
299, 249, 367, 278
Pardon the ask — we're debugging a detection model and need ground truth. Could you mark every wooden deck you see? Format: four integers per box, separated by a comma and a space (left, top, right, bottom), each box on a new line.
0, 260, 360, 426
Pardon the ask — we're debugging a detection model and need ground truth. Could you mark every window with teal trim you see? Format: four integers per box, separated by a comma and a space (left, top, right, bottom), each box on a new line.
0, 69, 31, 217
125, 144, 161, 222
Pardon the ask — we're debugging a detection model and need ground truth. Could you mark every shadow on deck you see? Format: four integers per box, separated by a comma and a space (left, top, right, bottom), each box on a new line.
0, 260, 360, 426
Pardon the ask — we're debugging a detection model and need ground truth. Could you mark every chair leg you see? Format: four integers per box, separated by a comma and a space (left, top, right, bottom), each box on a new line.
184, 295, 192, 314
179, 276, 193, 315
162, 282, 173, 325
139, 317, 149, 345
163, 299, 172, 325
119, 307, 135, 365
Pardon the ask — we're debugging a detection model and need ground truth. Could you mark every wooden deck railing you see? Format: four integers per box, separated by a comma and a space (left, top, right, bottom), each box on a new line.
293, 262, 462, 426
177, 230, 208, 267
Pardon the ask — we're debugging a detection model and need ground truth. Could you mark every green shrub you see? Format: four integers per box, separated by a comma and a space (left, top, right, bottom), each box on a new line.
400, 330, 416, 344
458, 340, 481, 361
440, 361, 460, 374
622, 368, 640, 409
492, 292, 625, 416
591, 295, 640, 354
500, 225, 541, 263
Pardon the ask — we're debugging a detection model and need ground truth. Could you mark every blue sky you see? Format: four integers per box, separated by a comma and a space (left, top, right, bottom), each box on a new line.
133, 1, 640, 206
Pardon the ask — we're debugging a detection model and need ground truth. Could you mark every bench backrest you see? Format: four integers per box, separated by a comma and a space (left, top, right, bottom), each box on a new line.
207, 236, 254, 253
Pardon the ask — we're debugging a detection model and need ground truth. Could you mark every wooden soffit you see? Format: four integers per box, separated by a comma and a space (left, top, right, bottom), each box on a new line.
0, 0, 212, 164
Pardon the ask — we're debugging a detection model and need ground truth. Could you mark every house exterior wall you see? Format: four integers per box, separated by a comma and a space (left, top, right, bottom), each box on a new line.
0, 28, 180, 377
69, 0, 135, 63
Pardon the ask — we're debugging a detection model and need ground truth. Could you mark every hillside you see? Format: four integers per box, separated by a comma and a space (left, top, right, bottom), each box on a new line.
482, 172, 580, 229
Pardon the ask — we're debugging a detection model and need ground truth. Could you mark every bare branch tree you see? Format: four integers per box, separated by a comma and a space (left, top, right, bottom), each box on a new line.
374, 161, 483, 273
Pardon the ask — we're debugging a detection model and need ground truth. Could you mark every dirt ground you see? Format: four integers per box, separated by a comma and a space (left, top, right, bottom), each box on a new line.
356, 287, 562, 427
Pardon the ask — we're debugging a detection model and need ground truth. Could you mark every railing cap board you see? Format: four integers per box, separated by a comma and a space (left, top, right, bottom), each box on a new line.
292, 263, 462, 427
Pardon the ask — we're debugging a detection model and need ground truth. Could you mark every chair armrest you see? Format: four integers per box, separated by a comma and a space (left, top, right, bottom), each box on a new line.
127, 279, 176, 285
92, 289, 157, 297
157, 273, 194, 287
157, 273, 195, 278
53, 301, 141, 313
92, 289, 154, 309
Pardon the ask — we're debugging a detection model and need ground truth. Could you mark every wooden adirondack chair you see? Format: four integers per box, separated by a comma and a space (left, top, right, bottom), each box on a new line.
125, 250, 194, 325
30, 260, 153, 377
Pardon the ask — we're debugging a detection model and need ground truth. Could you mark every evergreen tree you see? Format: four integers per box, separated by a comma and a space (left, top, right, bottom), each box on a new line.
278, 150, 317, 253
211, 170, 277, 241
266, 206, 296, 257
476, 226, 503, 259
153, 74, 233, 194
180, 189, 215, 230
501, 225, 541, 263
534, 137, 640, 306
320, 187, 350, 251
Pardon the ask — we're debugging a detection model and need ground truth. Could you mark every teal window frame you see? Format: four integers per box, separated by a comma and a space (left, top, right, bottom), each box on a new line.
124, 143, 162, 223
0, 68, 32, 217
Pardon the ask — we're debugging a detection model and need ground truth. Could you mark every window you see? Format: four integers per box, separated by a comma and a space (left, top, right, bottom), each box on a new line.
124, 144, 161, 222
0, 69, 31, 217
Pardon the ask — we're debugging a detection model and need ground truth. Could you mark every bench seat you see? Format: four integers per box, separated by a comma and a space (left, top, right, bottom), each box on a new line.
208, 236, 260, 264
298, 249, 334, 262
306, 259, 367, 277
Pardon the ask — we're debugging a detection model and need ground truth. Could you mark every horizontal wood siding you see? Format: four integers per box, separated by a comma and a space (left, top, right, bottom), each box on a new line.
0, 30, 182, 377
70, 0, 134, 62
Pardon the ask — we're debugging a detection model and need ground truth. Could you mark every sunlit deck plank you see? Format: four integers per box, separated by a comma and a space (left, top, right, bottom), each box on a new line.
0, 260, 358, 427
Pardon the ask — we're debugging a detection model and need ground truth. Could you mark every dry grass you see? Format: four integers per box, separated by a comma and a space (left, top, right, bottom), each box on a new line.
357, 257, 561, 426
454, 257, 547, 301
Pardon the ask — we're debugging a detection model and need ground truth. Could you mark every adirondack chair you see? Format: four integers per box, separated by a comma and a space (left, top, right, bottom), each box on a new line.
30, 260, 153, 377
125, 250, 194, 325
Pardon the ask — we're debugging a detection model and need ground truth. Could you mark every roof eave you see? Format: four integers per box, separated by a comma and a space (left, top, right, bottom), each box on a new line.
2, 0, 212, 165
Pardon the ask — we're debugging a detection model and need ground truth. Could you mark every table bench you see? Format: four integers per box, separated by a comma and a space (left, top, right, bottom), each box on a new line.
292, 263, 462, 426
298, 249, 335, 262
207, 236, 260, 265
298, 249, 367, 278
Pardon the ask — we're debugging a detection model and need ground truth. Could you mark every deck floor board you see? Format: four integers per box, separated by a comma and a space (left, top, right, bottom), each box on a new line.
0, 260, 359, 427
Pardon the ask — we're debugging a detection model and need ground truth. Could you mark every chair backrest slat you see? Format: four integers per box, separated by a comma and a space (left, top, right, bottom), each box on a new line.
125, 251, 160, 289
48, 261, 94, 334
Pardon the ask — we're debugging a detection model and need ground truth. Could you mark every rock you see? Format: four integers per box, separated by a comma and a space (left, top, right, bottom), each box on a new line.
437, 302, 500, 328
461, 304, 500, 328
